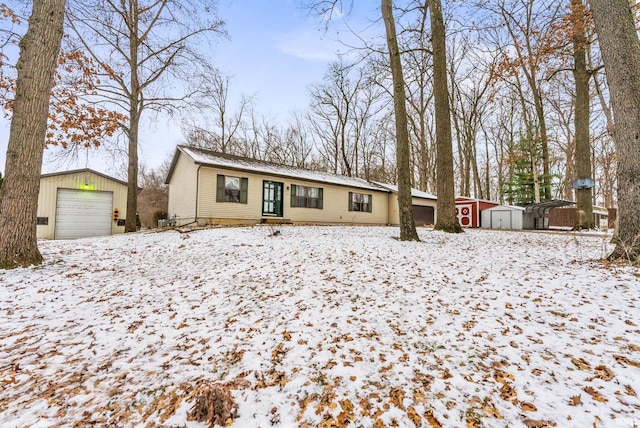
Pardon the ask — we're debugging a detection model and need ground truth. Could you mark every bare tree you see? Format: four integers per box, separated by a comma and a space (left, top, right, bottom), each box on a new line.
429, 0, 462, 233
137, 161, 169, 228
309, 61, 363, 176
480, 0, 565, 201
382, 0, 419, 241
571, 0, 594, 229
399, 2, 436, 193
66, 0, 226, 232
589, 0, 640, 262
281, 112, 315, 168
0, 0, 66, 269
184, 71, 253, 154
449, 32, 494, 199
546, 81, 576, 201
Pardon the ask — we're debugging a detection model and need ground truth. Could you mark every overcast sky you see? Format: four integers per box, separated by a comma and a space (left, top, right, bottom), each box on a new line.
0, 0, 377, 177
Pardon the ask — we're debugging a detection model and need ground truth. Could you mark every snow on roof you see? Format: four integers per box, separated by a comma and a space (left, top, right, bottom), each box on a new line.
372, 182, 437, 200
179, 146, 388, 192
483, 204, 525, 211
455, 196, 500, 204
40, 168, 128, 187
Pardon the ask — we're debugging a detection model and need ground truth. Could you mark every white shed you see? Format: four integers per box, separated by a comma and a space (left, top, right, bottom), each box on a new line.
480, 205, 524, 230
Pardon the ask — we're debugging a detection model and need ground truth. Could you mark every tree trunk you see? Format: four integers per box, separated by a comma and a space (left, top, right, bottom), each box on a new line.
126, 108, 140, 233
430, 0, 462, 233
572, 0, 594, 229
0, 0, 66, 269
589, 0, 640, 262
381, 0, 419, 241
126, 3, 140, 233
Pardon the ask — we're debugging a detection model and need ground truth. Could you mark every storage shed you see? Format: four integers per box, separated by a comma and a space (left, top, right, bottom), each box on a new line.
37, 169, 129, 239
455, 197, 499, 228
480, 205, 524, 230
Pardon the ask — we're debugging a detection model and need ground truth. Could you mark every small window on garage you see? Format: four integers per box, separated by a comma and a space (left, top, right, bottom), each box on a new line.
37, 217, 49, 225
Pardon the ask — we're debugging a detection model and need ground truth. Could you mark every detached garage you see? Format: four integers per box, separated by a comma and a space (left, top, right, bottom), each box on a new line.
37, 169, 129, 239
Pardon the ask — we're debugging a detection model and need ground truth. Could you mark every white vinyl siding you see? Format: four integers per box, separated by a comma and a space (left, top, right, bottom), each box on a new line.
54, 189, 113, 239
167, 153, 199, 225
195, 166, 389, 224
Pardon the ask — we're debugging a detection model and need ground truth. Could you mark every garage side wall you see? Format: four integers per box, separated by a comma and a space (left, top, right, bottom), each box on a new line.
387, 194, 437, 226
37, 171, 127, 239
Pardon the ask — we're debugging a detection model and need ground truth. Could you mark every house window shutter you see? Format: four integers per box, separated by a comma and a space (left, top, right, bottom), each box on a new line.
348, 192, 353, 211
240, 177, 249, 204
216, 174, 225, 202
290, 184, 297, 207
318, 188, 323, 209
368, 194, 372, 212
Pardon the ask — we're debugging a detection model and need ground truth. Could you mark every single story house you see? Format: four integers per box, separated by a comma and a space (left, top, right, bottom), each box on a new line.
165, 146, 437, 227
37, 169, 129, 239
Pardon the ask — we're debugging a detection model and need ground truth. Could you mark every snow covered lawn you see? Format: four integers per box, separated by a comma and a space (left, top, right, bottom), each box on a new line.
1, 225, 639, 428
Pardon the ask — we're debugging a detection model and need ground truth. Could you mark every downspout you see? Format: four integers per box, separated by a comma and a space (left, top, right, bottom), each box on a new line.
195, 164, 201, 225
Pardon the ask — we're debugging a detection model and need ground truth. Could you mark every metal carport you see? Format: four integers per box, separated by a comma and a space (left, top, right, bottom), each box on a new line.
523, 200, 575, 230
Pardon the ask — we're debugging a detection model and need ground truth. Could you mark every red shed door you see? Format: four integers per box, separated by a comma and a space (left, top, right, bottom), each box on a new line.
456, 203, 474, 227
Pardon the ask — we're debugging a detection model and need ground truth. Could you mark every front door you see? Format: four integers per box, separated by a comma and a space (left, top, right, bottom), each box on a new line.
262, 180, 284, 217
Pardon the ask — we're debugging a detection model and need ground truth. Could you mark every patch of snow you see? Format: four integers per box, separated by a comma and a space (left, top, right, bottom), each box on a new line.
1, 226, 639, 427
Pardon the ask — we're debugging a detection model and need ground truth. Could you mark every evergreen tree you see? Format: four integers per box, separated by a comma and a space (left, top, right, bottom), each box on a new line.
502, 135, 539, 206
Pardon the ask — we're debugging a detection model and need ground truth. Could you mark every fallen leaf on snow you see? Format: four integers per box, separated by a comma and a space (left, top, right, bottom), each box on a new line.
570, 357, 591, 370
583, 386, 607, 402
389, 386, 405, 409
424, 408, 442, 428
588, 365, 614, 381
568, 395, 582, 406
407, 406, 421, 427
613, 354, 640, 368
187, 381, 238, 427
523, 419, 557, 427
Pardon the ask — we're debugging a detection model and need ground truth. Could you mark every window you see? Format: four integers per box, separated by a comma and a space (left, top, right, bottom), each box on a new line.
216, 174, 248, 204
349, 192, 372, 213
36, 217, 48, 225
290, 184, 323, 209
224, 176, 241, 202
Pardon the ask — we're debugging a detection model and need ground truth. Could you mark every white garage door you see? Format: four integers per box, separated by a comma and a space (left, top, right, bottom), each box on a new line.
55, 189, 113, 239
491, 211, 512, 229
